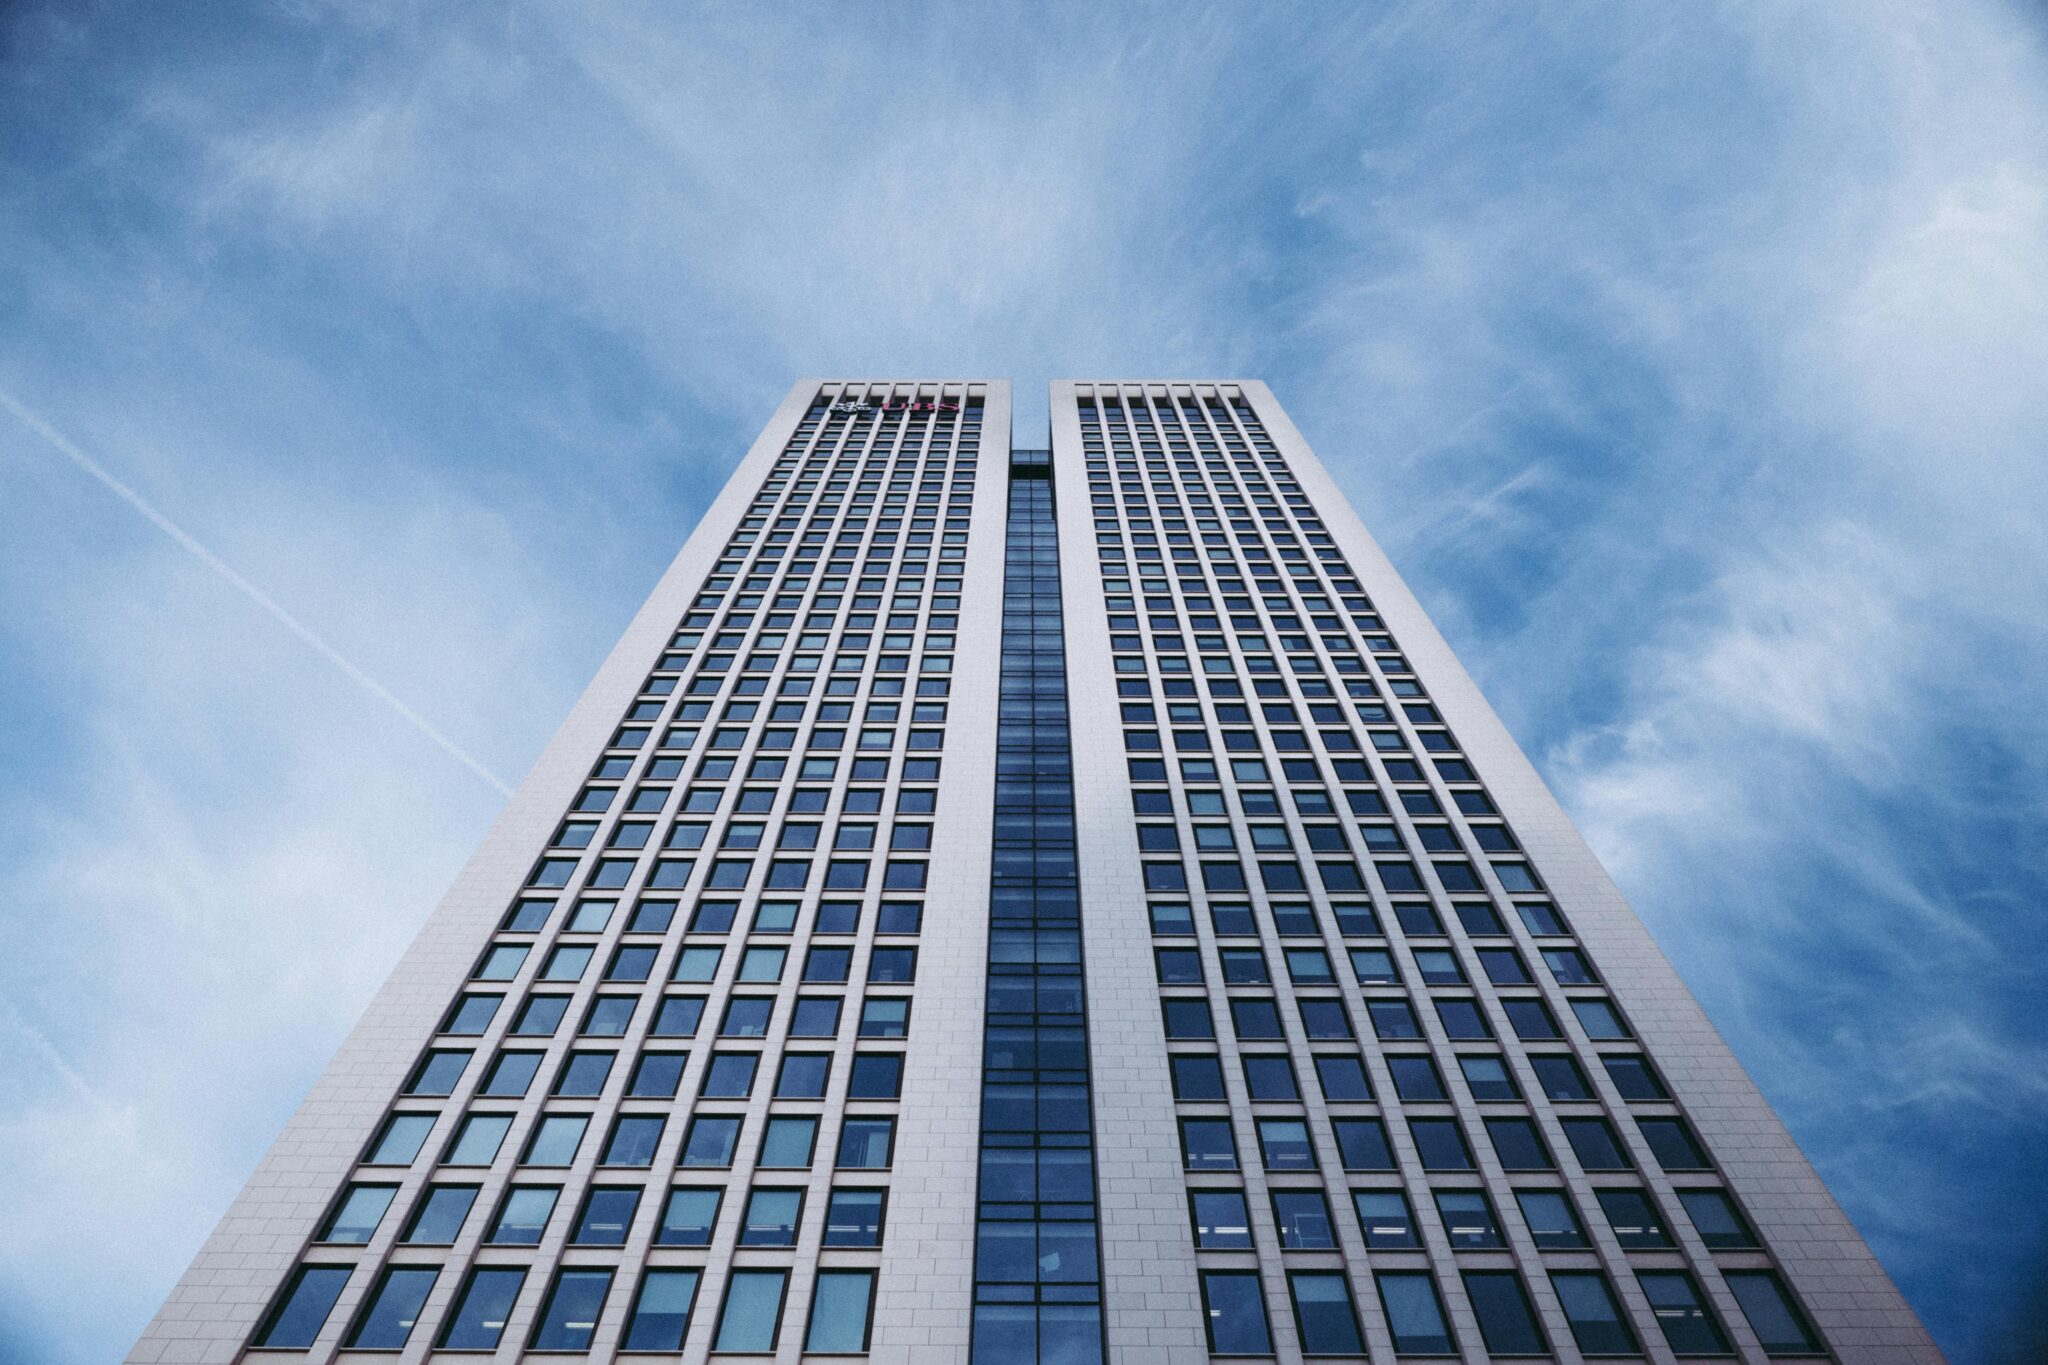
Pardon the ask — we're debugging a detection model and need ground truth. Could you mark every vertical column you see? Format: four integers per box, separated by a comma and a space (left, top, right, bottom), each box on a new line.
964, 451, 1107, 1365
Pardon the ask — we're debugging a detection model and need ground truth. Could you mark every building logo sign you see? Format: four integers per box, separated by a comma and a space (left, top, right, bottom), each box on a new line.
828, 399, 959, 413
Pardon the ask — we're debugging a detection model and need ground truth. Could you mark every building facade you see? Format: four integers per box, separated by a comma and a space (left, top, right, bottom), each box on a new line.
131, 379, 1940, 1364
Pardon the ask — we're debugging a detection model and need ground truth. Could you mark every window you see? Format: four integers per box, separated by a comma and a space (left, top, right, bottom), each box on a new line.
1289, 1272, 1364, 1354
1637, 1272, 1732, 1354
1639, 1117, 1712, 1171
1597, 1188, 1672, 1248
1314, 1053, 1372, 1101
837, 1117, 895, 1168
1435, 1189, 1503, 1248
1387, 1055, 1446, 1101
1678, 1189, 1757, 1249
1180, 1118, 1238, 1171
1333, 1119, 1395, 1170
1571, 998, 1632, 1039
652, 994, 705, 1036
1726, 1272, 1824, 1355
656, 1186, 721, 1246
487, 1185, 557, 1244
714, 1269, 789, 1352
1256, 1117, 1315, 1170
572, 1185, 641, 1245
1191, 1189, 1253, 1249
805, 1270, 876, 1352
628, 1051, 686, 1098
702, 1051, 759, 1097
741, 1187, 804, 1246
1514, 1189, 1589, 1249
1410, 1118, 1474, 1170
365, 1112, 435, 1166
1485, 1117, 1554, 1171
1199, 1270, 1272, 1354
1243, 1054, 1299, 1100
401, 1184, 478, 1244
253, 1265, 350, 1348
848, 1052, 904, 1098
1457, 1054, 1518, 1100
823, 1187, 886, 1246
760, 1115, 820, 1168
317, 1184, 395, 1244
1463, 1272, 1547, 1355
680, 1115, 741, 1167
1550, 1272, 1639, 1355
1562, 1117, 1633, 1171
345, 1265, 437, 1348
531, 1268, 613, 1351
443, 992, 502, 1034
553, 1049, 616, 1096
1602, 1053, 1669, 1100
439, 1266, 526, 1350
1529, 1053, 1592, 1100
407, 1048, 471, 1096
1353, 1189, 1419, 1248
1272, 1190, 1337, 1249
602, 1115, 665, 1166
1376, 1272, 1455, 1354
623, 1269, 702, 1352
445, 1112, 513, 1166
1171, 1054, 1227, 1100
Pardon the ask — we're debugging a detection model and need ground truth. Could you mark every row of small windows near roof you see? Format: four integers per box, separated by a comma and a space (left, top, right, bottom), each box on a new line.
253, 1258, 879, 1353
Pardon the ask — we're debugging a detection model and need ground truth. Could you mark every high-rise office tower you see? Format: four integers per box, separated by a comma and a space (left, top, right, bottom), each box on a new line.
133, 380, 1938, 1364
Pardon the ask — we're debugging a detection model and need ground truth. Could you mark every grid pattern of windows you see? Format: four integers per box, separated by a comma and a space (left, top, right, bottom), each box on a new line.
252, 385, 982, 1354
968, 450, 1105, 1364
1078, 382, 1830, 1360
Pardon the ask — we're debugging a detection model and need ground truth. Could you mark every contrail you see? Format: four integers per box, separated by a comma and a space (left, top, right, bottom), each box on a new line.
0, 387, 515, 797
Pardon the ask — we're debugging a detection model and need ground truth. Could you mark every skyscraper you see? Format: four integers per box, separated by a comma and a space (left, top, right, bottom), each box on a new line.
132, 379, 1940, 1363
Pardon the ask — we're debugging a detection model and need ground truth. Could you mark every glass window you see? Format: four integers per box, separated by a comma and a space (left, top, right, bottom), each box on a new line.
531, 1268, 613, 1351
656, 1186, 721, 1245
1180, 1118, 1238, 1171
1387, 1054, 1446, 1100
345, 1265, 437, 1348
1678, 1189, 1757, 1249
623, 1269, 701, 1351
572, 1185, 641, 1245
680, 1115, 741, 1167
1550, 1271, 1639, 1355
366, 1112, 435, 1165
1314, 1053, 1372, 1101
823, 1187, 886, 1246
1353, 1189, 1419, 1248
760, 1115, 820, 1168
1514, 1189, 1589, 1249
1637, 1271, 1732, 1355
1290, 1272, 1364, 1353
1256, 1117, 1315, 1170
741, 1187, 804, 1246
1332, 1119, 1395, 1170
1597, 1188, 1672, 1248
487, 1185, 557, 1244
445, 1113, 513, 1166
1485, 1117, 1554, 1171
1562, 1117, 1633, 1171
1726, 1272, 1824, 1355
838, 1118, 895, 1168
1602, 1053, 1669, 1100
1191, 1189, 1254, 1249
406, 1048, 471, 1096
1272, 1190, 1337, 1249
805, 1270, 876, 1352
714, 1268, 789, 1352
401, 1184, 478, 1244
1435, 1189, 1504, 1248
253, 1265, 351, 1349
848, 1052, 904, 1097
439, 1266, 526, 1350
1199, 1270, 1272, 1354
602, 1115, 664, 1166
1410, 1118, 1474, 1170
1463, 1271, 1548, 1355
1376, 1272, 1455, 1354
1529, 1053, 1592, 1100
1639, 1117, 1712, 1171
317, 1184, 395, 1244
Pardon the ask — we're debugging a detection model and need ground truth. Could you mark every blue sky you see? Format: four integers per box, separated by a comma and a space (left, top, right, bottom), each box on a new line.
2, 3, 2044, 1360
